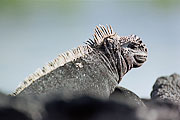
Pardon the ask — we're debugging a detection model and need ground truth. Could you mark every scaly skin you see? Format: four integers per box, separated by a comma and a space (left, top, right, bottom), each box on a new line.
12, 25, 147, 99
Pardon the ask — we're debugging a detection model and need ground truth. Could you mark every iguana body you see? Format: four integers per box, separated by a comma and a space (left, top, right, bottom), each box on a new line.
12, 25, 147, 98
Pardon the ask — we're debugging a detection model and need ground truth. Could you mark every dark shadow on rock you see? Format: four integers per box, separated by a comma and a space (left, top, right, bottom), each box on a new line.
0, 108, 32, 120
43, 96, 138, 120
2, 90, 180, 120
0, 92, 44, 120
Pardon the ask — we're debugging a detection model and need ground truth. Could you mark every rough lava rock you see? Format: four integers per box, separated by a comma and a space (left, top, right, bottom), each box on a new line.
151, 73, 180, 104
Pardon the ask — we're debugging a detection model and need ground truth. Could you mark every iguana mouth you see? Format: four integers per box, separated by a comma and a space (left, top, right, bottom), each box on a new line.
132, 51, 147, 68
134, 55, 147, 63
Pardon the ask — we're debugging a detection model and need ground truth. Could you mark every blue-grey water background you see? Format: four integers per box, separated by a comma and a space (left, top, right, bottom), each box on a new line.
0, 0, 180, 98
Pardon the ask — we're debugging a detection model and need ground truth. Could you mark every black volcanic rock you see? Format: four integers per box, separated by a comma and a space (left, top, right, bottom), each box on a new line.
2, 73, 180, 120
109, 86, 145, 107
137, 99, 180, 120
43, 96, 138, 120
151, 73, 180, 104
0, 108, 32, 120
43, 95, 180, 120
0, 92, 44, 120
0, 92, 32, 120
1, 90, 180, 120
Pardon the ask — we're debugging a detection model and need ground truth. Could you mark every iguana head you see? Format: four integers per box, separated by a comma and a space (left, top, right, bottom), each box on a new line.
87, 25, 148, 82
120, 34, 148, 68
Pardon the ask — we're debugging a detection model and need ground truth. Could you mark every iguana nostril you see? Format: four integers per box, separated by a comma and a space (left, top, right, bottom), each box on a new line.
145, 48, 147, 52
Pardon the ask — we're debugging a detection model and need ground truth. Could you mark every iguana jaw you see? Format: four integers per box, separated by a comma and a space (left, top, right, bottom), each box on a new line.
120, 34, 148, 69
133, 54, 147, 67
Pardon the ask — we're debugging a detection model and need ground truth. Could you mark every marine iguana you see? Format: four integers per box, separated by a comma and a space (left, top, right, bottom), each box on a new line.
12, 25, 147, 98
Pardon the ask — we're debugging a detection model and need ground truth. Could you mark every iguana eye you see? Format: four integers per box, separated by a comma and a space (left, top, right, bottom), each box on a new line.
127, 43, 138, 49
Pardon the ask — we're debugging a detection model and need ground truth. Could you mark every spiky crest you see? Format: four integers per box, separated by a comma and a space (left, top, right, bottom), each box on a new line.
86, 24, 115, 47
12, 46, 93, 96
12, 24, 115, 96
